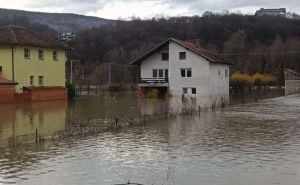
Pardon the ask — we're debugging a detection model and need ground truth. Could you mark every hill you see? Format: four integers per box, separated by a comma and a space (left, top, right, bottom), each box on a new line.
0, 8, 114, 33
71, 15, 300, 84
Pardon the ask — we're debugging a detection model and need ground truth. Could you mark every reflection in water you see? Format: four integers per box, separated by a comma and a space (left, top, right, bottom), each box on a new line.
1, 89, 298, 185
0, 101, 67, 147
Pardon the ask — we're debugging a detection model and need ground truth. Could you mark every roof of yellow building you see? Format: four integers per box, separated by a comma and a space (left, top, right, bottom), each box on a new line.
0, 25, 65, 49
0, 77, 18, 85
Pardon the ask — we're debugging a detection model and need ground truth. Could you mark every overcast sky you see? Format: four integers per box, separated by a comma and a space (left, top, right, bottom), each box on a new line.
0, 0, 299, 19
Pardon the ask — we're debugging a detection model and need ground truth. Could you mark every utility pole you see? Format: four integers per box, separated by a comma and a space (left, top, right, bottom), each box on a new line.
70, 60, 80, 84
108, 63, 111, 86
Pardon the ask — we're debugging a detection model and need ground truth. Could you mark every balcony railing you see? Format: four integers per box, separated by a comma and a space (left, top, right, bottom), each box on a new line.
140, 78, 169, 84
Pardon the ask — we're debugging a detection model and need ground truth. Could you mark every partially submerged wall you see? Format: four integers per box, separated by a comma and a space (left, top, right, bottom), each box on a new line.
0, 86, 67, 104
285, 69, 300, 95
0, 86, 16, 104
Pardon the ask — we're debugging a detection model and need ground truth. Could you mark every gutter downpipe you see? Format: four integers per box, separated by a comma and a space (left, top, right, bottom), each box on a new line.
11, 45, 15, 81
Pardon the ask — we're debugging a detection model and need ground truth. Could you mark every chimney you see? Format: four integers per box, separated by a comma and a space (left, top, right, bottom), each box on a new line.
195, 39, 200, 48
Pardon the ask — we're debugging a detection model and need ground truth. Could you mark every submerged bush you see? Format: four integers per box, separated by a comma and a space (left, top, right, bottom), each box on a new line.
164, 90, 173, 99
230, 72, 276, 91
145, 89, 159, 99
66, 81, 76, 98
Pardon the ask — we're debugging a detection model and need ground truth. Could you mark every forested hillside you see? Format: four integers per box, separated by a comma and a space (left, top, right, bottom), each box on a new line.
71, 14, 300, 84
0, 8, 113, 33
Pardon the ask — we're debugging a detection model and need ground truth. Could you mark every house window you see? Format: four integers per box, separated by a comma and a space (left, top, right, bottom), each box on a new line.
183, 88, 188, 94
181, 69, 186, 77
187, 68, 192, 77
162, 53, 169, 61
225, 69, 228, 78
38, 76, 44, 86
181, 68, 192, 78
192, 88, 196, 95
30, 76, 34, 86
38, 50, 44, 60
24, 48, 30, 59
53, 51, 58, 61
153, 69, 158, 78
158, 69, 164, 78
165, 69, 169, 79
179, 52, 186, 60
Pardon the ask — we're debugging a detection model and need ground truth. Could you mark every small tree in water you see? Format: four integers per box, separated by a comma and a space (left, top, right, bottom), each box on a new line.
66, 81, 76, 98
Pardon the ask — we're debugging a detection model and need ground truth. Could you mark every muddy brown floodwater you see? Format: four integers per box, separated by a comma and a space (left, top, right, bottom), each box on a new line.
1, 90, 300, 185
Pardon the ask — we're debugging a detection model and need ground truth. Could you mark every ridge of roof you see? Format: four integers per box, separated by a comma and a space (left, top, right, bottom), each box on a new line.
130, 38, 232, 65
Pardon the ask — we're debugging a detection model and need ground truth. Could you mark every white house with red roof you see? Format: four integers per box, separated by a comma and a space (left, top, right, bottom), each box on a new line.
131, 38, 232, 104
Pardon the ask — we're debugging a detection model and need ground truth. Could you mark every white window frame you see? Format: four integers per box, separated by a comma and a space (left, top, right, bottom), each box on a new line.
24, 48, 30, 59
53, 50, 58, 61
30, 76, 34, 86
181, 68, 192, 78
38, 76, 44, 86
38, 50, 44, 60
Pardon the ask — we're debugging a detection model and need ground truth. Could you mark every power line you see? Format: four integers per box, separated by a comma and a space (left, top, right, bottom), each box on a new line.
219, 51, 300, 56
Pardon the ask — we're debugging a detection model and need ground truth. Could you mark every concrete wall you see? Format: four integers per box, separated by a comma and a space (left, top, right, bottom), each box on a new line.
168, 41, 210, 97
140, 48, 169, 79
285, 69, 300, 95
285, 80, 300, 95
0, 46, 66, 92
209, 63, 230, 97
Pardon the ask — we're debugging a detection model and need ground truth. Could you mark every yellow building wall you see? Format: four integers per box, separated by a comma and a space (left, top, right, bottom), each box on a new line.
0, 46, 66, 92
0, 46, 13, 81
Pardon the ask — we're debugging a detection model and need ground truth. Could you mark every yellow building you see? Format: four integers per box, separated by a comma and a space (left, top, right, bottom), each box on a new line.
0, 25, 66, 93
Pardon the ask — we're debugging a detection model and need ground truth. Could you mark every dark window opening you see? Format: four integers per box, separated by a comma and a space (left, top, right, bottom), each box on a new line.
192, 88, 196, 94
153, 69, 158, 78
159, 69, 164, 78
38, 50, 44, 60
183, 88, 188, 94
162, 53, 169, 61
165, 69, 169, 79
181, 69, 186, 77
179, 52, 186, 60
24, 48, 30, 59
187, 68, 192, 77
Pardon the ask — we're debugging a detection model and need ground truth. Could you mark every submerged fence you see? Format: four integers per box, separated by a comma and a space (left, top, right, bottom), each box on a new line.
4, 103, 215, 147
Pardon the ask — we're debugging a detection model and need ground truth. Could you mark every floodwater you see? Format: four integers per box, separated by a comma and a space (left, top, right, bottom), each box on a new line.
1, 89, 300, 185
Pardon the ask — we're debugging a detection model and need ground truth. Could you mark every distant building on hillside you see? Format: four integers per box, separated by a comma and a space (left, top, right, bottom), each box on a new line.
255, 8, 292, 18
60, 32, 76, 41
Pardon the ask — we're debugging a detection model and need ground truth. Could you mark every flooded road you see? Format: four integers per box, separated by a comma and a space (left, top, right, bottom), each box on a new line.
1, 90, 300, 185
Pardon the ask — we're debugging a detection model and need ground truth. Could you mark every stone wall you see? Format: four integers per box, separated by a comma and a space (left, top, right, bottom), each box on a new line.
285, 69, 300, 95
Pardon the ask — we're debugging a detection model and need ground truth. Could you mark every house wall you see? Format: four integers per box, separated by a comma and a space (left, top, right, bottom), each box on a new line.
140, 50, 169, 79
0, 46, 13, 80
209, 64, 230, 97
0, 46, 66, 92
0, 86, 16, 104
168, 41, 210, 96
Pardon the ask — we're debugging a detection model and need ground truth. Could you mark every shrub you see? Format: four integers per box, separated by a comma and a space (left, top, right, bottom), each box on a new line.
145, 89, 159, 99
66, 81, 76, 99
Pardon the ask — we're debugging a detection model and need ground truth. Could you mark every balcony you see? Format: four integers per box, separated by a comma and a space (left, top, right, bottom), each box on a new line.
138, 78, 169, 87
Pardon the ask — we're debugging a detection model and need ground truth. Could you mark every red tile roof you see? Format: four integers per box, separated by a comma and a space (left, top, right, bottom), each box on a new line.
131, 38, 232, 65
0, 77, 18, 85
0, 25, 65, 49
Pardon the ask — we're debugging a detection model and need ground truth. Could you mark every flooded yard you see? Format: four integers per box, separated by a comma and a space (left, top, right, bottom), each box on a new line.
1, 90, 300, 185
